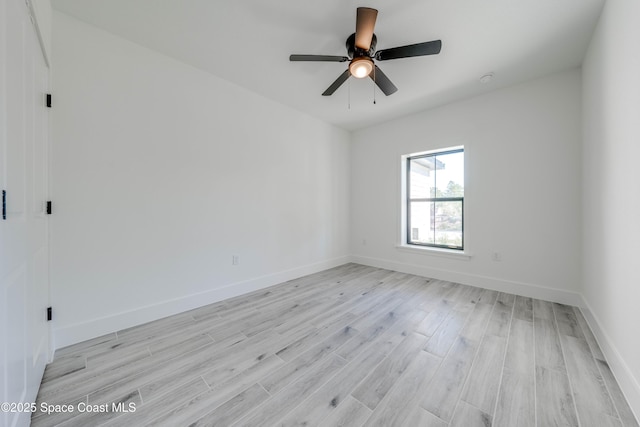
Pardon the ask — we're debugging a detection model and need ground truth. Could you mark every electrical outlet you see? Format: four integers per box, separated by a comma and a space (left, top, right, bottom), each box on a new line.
492, 252, 502, 262
232, 255, 239, 265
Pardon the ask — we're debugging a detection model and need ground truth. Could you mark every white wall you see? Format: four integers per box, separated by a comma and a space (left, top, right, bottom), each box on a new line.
50, 12, 350, 348
582, 0, 640, 417
351, 70, 583, 303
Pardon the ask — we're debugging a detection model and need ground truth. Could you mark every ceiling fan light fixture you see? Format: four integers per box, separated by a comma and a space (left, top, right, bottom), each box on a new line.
349, 57, 374, 78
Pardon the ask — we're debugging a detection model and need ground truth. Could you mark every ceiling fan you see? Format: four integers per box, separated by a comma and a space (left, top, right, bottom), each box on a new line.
289, 7, 442, 96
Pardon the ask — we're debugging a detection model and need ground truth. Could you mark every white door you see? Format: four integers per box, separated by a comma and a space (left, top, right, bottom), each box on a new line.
1, 0, 51, 425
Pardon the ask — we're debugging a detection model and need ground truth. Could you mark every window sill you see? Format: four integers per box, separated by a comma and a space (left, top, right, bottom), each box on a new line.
396, 244, 472, 260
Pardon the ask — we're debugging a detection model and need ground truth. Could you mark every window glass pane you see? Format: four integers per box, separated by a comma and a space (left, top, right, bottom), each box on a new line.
406, 148, 464, 250
409, 201, 434, 245
409, 157, 435, 199
433, 151, 464, 198
434, 201, 463, 248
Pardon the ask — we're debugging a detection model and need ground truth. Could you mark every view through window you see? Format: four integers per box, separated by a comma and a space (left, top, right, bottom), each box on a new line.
406, 148, 464, 250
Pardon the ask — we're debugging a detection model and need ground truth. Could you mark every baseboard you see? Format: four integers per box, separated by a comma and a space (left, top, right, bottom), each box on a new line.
351, 254, 583, 306
54, 252, 583, 349
579, 297, 640, 423
53, 255, 351, 350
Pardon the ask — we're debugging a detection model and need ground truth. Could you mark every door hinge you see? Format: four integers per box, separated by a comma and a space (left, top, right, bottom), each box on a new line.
2, 190, 6, 220
46, 94, 52, 108
46, 201, 52, 215
47, 307, 52, 321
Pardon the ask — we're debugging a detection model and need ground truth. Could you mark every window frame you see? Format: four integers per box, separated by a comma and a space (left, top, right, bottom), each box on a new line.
405, 147, 465, 251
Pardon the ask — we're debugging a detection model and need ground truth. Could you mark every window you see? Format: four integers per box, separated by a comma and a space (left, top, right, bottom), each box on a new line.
406, 148, 464, 250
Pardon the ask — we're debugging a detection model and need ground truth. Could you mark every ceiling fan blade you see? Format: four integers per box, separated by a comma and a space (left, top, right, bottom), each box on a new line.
322, 69, 351, 96
355, 7, 378, 51
369, 65, 398, 96
290, 54, 349, 62
375, 40, 442, 61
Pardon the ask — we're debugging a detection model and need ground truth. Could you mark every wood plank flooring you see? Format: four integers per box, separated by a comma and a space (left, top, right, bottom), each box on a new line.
32, 264, 639, 426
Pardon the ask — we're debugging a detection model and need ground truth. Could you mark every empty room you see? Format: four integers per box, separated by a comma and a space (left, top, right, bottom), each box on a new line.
1, 0, 639, 426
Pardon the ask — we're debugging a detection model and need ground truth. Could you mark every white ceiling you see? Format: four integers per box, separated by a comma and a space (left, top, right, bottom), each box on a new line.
51, 0, 604, 131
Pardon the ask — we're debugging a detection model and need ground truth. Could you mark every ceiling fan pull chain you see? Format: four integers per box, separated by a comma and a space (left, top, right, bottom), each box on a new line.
348, 78, 351, 110
373, 66, 377, 104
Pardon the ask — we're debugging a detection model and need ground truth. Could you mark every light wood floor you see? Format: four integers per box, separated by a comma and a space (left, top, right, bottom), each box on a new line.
33, 264, 639, 427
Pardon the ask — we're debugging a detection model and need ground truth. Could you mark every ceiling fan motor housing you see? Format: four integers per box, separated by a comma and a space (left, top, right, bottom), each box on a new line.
346, 33, 377, 59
